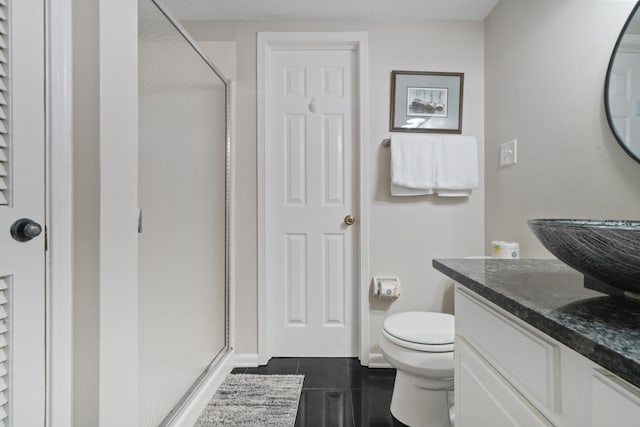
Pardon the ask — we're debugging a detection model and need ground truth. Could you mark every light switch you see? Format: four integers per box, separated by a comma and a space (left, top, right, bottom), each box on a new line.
500, 139, 517, 166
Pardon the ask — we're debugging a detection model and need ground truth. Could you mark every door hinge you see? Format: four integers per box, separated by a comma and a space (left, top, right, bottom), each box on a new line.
137, 208, 143, 234
44, 225, 48, 251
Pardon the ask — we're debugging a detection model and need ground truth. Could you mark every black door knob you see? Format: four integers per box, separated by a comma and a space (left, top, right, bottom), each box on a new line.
11, 218, 43, 242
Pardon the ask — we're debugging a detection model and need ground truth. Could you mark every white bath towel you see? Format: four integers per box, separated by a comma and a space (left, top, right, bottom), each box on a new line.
390, 134, 437, 196
435, 135, 479, 197
390, 183, 435, 196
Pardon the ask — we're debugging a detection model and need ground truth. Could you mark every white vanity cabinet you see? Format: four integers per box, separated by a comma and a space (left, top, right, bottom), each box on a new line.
454, 285, 640, 427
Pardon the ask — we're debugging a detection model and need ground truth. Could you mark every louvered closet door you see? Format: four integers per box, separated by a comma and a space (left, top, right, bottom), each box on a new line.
0, 0, 47, 425
0, 2, 9, 206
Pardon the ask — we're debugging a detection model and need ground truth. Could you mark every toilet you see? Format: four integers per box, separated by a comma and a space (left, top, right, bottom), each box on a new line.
380, 311, 455, 427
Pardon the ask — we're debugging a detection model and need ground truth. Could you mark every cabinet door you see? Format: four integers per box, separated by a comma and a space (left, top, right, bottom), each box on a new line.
592, 369, 640, 427
456, 338, 553, 427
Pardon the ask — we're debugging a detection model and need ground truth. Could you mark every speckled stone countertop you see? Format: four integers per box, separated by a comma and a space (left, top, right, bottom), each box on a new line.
433, 258, 640, 389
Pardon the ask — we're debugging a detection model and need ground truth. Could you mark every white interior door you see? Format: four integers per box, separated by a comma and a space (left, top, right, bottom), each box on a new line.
266, 48, 357, 357
0, 0, 46, 425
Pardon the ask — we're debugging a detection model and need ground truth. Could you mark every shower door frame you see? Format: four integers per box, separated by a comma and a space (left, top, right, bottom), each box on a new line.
143, 1, 234, 425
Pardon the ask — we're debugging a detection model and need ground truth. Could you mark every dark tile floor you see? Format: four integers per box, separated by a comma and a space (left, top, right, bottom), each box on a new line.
232, 357, 408, 426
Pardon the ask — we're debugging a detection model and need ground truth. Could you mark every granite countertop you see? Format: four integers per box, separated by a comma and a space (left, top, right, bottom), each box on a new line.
433, 258, 640, 389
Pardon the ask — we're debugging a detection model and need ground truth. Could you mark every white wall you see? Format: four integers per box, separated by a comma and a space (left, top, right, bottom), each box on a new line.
184, 20, 485, 359
98, 0, 139, 424
72, 1, 140, 425
484, 0, 640, 258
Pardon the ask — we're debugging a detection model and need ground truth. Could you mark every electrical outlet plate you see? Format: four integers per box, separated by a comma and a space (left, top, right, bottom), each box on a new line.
500, 139, 517, 166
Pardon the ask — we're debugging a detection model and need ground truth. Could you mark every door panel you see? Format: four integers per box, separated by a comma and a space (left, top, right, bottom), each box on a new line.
0, 0, 46, 425
267, 49, 356, 356
285, 234, 307, 325
285, 114, 306, 205
323, 234, 345, 325
323, 115, 344, 205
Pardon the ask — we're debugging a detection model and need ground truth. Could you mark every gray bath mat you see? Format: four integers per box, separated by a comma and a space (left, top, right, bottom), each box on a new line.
195, 374, 304, 426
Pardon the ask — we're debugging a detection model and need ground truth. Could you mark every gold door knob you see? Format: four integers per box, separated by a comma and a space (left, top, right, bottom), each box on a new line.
344, 214, 355, 226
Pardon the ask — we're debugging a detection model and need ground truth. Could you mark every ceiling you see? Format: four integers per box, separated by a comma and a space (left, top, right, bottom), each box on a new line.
160, 0, 501, 22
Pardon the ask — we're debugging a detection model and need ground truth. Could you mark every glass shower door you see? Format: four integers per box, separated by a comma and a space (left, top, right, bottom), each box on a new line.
138, 1, 230, 425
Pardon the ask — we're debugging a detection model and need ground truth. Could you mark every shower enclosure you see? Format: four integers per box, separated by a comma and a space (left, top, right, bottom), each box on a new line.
138, 1, 231, 425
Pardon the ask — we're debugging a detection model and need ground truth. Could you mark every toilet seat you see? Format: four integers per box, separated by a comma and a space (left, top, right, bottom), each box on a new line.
382, 312, 454, 353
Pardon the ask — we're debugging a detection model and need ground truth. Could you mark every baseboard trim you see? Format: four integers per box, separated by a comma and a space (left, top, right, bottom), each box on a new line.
235, 352, 389, 368
368, 353, 392, 368
235, 353, 260, 368
168, 349, 234, 427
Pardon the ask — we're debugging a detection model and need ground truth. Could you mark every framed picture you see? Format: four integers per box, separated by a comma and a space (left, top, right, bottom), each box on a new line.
390, 70, 464, 133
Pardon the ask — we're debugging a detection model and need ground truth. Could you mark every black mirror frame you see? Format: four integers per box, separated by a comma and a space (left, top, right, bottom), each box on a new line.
605, 0, 640, 164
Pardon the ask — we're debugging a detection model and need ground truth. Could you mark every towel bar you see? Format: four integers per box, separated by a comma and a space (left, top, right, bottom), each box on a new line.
381, 138, 391, 147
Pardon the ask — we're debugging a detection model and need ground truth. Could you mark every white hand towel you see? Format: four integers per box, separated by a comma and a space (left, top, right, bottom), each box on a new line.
390, 134, 437, 195
435, 135, 479, 197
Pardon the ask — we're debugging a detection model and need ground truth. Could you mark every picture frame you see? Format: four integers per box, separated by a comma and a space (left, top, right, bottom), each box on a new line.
390, 70, 464, 133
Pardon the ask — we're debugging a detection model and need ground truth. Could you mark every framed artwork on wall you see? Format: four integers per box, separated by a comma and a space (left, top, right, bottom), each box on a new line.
390, 70, 464, 133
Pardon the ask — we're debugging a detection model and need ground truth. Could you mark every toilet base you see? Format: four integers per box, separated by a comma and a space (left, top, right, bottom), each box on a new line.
390, 371, 453, 427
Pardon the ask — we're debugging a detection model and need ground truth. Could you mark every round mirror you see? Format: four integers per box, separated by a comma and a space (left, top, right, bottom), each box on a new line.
605, 1, 640, 164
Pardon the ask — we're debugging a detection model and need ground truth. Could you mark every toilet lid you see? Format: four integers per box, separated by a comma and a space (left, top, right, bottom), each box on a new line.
383, 312, 454, 352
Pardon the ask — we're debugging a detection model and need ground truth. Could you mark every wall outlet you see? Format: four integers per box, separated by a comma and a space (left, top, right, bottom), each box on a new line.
500, 139, 517, 166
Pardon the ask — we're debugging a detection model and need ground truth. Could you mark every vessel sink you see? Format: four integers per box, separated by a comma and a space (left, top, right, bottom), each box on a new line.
528, 219, 640, 297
